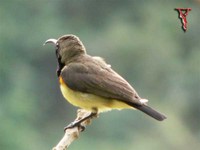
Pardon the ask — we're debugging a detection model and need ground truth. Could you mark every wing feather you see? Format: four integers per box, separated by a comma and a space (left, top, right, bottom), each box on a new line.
61, 60, 142, 106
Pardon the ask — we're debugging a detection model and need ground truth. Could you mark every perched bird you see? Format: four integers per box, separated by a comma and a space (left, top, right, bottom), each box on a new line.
44, 34, 166, 127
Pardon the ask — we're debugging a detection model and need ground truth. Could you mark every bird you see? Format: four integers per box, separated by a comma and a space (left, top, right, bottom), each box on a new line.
44, 34, 166, 128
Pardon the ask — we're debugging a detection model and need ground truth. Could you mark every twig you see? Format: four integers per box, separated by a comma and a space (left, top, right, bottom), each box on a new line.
52, 109, 97, 150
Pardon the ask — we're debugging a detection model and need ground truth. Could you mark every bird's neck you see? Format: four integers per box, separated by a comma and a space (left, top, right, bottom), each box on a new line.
61, 47, 85, 63
64, 51, 86, 65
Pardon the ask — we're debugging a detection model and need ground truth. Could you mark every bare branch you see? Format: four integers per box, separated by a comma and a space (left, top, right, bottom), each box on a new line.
52, 109, 97, 150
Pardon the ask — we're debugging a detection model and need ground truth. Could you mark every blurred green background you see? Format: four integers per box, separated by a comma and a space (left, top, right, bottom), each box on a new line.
1, 0, 200, 149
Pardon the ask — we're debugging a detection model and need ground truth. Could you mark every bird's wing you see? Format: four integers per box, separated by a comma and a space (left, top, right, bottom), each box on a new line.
61, 62, 142, 106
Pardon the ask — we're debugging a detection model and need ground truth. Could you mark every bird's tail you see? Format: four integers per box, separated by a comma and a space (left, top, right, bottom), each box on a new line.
135, 105, 167, 121
127, 100, 167, 121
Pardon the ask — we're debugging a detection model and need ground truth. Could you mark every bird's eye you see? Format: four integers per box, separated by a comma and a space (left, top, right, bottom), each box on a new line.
56, 49, 59, 57
55, 46, 60, 57
56, 43, 59, 49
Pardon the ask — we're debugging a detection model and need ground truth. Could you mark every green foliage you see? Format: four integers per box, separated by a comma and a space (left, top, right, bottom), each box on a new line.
1, 0, 200, 149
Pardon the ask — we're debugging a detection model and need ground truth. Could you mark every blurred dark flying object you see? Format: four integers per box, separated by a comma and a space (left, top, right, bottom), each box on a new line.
175, 8, 192, 32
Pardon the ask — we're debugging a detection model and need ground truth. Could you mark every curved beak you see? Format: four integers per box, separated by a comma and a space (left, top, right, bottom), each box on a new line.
43, 39, 57, 46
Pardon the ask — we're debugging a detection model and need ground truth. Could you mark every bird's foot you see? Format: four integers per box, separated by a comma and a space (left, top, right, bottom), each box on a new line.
64, 120, 85, 131
64, 111, 97, 132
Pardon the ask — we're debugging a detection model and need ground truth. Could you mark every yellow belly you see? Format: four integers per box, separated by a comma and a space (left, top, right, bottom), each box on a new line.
59, 78, 132, 112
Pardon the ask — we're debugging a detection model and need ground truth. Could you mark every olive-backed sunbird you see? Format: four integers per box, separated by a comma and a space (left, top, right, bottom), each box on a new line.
44, 34, 166, 126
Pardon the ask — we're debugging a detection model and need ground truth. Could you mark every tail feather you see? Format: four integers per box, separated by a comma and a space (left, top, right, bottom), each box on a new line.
136, 105, 166, 121
133, 104, 167, 121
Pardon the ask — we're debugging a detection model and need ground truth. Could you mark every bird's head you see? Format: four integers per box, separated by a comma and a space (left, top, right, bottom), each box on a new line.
44, 34, 86, 64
